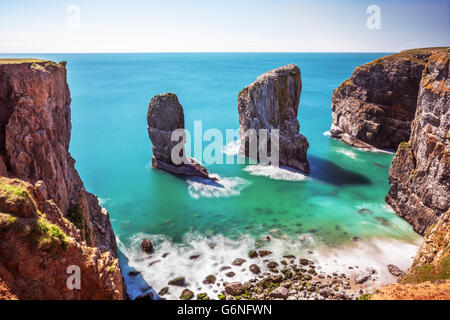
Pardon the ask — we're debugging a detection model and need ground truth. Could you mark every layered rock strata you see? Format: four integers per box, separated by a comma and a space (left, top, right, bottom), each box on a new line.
238, 64, 309, 173
0, 59, 124, 300
386, 50, 449, 235
330, 48, 448, 150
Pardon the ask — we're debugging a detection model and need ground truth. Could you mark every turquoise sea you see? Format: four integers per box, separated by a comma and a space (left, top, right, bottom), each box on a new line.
0, 53, 422, 298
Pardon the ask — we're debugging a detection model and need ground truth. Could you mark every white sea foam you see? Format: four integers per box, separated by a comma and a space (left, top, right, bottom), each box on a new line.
315, 238, 421, 285
333, 147, 358, 160
244, 164, 309, 181
222, 140, 241, 156
323, 131, 331, 136
118, 233, 421, 300
186, 174, 250, 199
98, 197, 111, 206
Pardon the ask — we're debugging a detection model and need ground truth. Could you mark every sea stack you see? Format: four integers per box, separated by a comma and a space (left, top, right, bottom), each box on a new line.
0, 59, 124, 299
386, 50, 449, 235
330, 48, 448, 150
147, 93, 213, 179
237, 64, 310, 173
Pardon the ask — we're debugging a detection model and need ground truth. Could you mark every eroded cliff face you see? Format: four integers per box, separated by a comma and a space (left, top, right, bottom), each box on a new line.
386, 51, 449, 235
0, 60, 124, 300
238, 64, 309, 173
330, 48, 448, 150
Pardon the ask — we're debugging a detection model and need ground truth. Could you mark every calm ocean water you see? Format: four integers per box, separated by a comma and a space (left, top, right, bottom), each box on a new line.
0, 53, 422, 298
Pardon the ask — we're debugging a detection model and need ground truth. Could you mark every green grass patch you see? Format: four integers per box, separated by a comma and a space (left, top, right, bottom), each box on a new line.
359, 293, 373, 300
0, 182, 28, 198
399, 141, 411, 151
33, 218, 68, 250
403, 255, 450, 284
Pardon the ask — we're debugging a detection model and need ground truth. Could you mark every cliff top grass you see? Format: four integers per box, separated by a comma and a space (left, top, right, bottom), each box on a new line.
0, 58, 46, 64
365, 47, 449, 67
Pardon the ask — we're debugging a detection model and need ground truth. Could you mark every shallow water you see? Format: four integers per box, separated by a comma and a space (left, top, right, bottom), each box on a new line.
0, 53, 422, 299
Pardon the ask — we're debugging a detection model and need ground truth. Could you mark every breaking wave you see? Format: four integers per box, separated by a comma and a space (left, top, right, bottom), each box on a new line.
186, 174, 250, 199
243, 164, 309, 181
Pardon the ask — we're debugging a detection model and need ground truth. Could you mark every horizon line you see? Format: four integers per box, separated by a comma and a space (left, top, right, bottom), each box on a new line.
0, 50, 399, 55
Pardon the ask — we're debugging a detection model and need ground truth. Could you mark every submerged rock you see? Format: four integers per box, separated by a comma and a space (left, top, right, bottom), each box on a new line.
158, 287, 169, 296
168, 276, 186, 287
232, 258, 247, 266
249, 264, 261, 274
203, 274, 216, 284
258, 250, 272, 257
237, 64, 310, 173
141, 238, 154, 253
147, 93, 214, 179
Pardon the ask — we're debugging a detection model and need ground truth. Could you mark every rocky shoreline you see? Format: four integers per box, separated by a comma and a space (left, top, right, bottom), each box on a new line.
132, 239, 402, 301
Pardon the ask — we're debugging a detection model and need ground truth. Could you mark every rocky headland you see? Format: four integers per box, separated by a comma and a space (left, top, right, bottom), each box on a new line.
330, 48, 448, 150
147, 93, 214, 180
238, 64, 310, 173
330, 48, 449, 299
0, 59, 124, 300
386, 50, 449, 235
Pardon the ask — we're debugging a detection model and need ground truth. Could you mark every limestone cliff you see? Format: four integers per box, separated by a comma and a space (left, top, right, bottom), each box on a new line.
147, 93, 213, 179
386, 50, 449, 235
0, 59, 124, 300
330, 48, 448, 150
238, 64, 310, 173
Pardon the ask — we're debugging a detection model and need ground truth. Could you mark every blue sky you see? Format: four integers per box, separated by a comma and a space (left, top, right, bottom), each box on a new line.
0, 0, 448, 52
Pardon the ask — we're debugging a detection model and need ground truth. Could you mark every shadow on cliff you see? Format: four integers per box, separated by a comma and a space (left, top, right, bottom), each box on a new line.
308, 155, 371, 186
118, 251, 159, 300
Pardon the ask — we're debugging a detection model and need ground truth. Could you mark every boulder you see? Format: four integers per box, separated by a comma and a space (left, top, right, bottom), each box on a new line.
224, 282, 244, 296
180, 289, 194, 300
141, 238, 154, 253
232, 258, 246, 266
168, 276, 186, 287
387, 264, 405, 277
269, 286, 289, 299
249, 264, 261, 274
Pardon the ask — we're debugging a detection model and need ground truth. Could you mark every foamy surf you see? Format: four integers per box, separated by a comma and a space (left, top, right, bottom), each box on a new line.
118, 233, 421, 300
323, 131, 331, 136
243, 164, 309, 181
315, 237, 421, 285
222, 140, 241, 156
186, 174, 250, 199
333, 147, 358, 160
